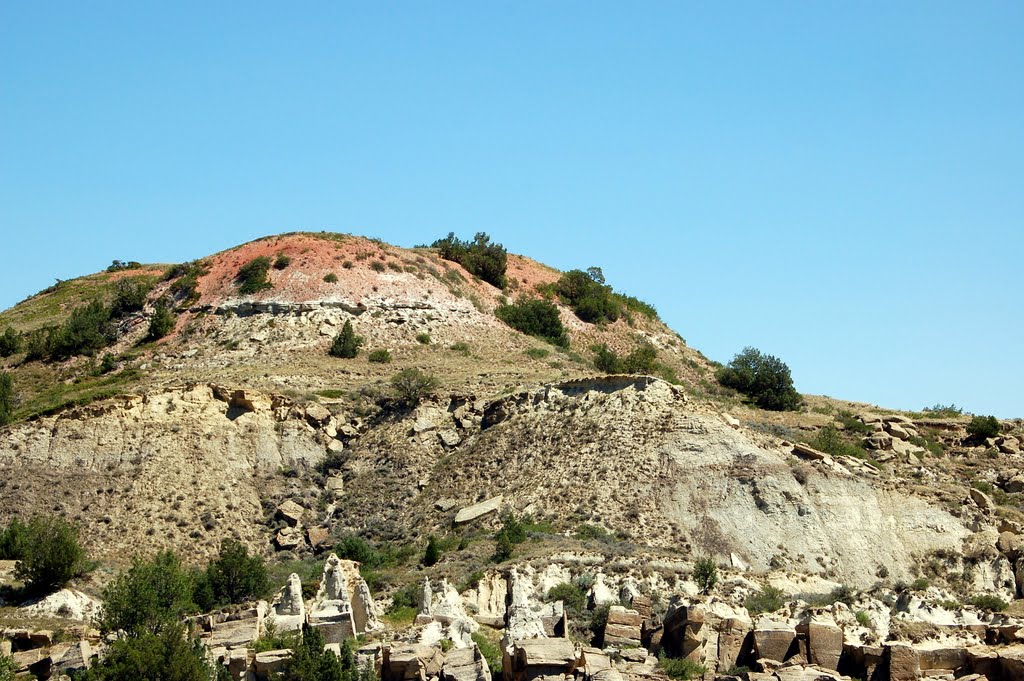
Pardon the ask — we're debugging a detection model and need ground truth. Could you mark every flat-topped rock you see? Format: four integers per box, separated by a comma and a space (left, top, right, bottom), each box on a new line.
455, 496, 503, 524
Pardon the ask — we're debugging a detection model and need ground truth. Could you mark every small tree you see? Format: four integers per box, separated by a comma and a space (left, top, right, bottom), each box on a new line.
97, 550, 196, 637
0, 371, 13, 426
330, 320, 363, 359
279, 623, 355, 681
236, 256, 273, 294
76, 622, 220, 681
202, 539, 269, 608
716, 347, 802, 411
967, 415, 1000, 440
0, 653, 14, 681
0, 517, 29, 559
692, 557, 718, 595
423, 536, 441, 567
15, 515, 88, 595
147, 300, 176, 341
0, 327, 21, 357
391, 367, 439, 405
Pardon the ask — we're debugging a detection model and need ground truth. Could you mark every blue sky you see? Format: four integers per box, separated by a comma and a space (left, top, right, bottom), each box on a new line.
1, 2, 1021, 416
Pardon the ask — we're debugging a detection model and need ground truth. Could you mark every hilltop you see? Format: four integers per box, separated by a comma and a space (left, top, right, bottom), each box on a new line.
1, 231, 1024, 680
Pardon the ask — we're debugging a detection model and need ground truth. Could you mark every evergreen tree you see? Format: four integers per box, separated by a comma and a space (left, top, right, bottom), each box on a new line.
330, 320, 363, 358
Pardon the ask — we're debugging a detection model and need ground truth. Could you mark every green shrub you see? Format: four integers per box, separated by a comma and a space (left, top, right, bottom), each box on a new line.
471, 632, 503, 678
76, 622, 219, 681
109, 278, 152, 318
717, 347, 802, 411
968, 594, 1008, 612
423, 536, 441, 567
806, 585, 857, 607
324, 273, 338, 283
744, 586, 786, 615
592, 342, 658, 374
165, 261, 208, 305
575, 524, 613, 542
415, 333, 431, 345
370, 260, 386, 272
146, 301, 176, 341
0, 653, 13, 681
329, 320, 363, 358
492, 533, 514, 562
525, 347, 549, 359
450, 341, 471, 355
391, 367, 439, 405
273, 254, 291, 270
837, 410, 873, 435
97, 550, 196, 636
368, 349, 392, 363
693, 557, 718, 594
390, 582, 421, 611
0, 372, 13, 426
554, 269, 621, 324
236, 256, 273, 294
14, 515, 88, 595
495, 297, 568, 347
278, 623, 356, 681
855, 611, 871, 626
967, 415, 1000, 440
658, 655, 707, 680
196, 540, 269, 610
106, 260, 142, 272
49, 300, 115, 359
910, 577, 930, 591
432, 232, 508, 289
0, 326, 22, 357
546, 582, 587, 613
0, 517, 29, 560
811, 426, 872, 460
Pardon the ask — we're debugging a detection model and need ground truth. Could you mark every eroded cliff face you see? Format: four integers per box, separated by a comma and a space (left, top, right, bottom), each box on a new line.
413, 376, 968, 587
0, 384, 331, 562
0, 376, 971, 585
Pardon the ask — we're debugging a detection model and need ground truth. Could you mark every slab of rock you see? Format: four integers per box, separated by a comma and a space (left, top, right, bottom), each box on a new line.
305, 402, 332, 426
277, 499, 305, 525
308, 526, 330, 549
326, 475, 345, 497
508, 638, 578, 680
970, 488, 995, 512
604, 605, 642, 646
441, 645, 492, 681
386, 644, 444, 681
454, 496, 503, 524
798, 618, 842, 670
887, 643, 920, 681
753, 621, 798, 663
792, 442, 827, 461
254, 649, 291, 676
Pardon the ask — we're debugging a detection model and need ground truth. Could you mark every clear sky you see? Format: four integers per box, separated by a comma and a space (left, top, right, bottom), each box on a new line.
1, 2, 1021, 416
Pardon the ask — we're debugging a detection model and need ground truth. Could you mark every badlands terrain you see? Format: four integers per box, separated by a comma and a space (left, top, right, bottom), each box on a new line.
0, 232, 1022, 680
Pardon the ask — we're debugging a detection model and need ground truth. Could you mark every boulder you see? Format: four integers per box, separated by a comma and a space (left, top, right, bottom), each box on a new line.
275, 525, 303, 550
454, 496, 503, 524
277, 499, 305, 525
308, 526, 331, 549
385, 644, 444, 681
506, 638, 578, 681
441, 645, 492, 681
752, 620, 798, 664
304, 402, 332, 427
970, 488, 995, 512
887, 643, 920, 681
254, 649, 291, 677
603, 605, 642, 647
796, 618, 842, 671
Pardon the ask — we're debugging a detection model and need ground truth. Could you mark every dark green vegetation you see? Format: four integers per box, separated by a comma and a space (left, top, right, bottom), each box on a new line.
274, 254, 292, 270
146, 300, 176, 341
2, 515, 89, 595
811, 426, 873, 461
658, 655, 707, 680
592, 342, 657, 374
368, 349, 392, 364
330, 321, 363, 359
0, 326, 20, 357
538, 267, 658, 325
78, 622, 225, 681
967, 415, 1001, 440
277, 624, 367, 681
236, 256, 274, 295
324, 273, 339, 283
495, 298, 568, 348
193, 540, 271, 612
716, 346, 802, 411
693, 557, 718, 595
432, 232, 508, 289
165, 261, 208, 306
391, 367, 439, 405
423, 536, 441, 567
0, 371, 12, 426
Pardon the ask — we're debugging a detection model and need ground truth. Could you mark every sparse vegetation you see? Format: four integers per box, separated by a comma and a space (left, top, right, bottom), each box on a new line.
324, 273, 338, 283
592, 342, 657, 374
923, 403, 963, 417
166, 260, 208, 305
109, 277, 153, 318
744, 585, 787, 615
495, 297, 568, 347
432, 232, 508, 289
370, 260, 386, 272
968, 594, 1008, 612
236, 256, 274, 294
273, 254, 291, 269
415, 332, 431, 345
811, 426, 872, 460
717, 347, 802, 411
525, 347, 549, 359
423, 535, 441, 566
193, 539, 270, 611
330, 320, 363, 358
658, 655, 707, 680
